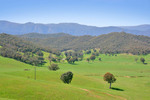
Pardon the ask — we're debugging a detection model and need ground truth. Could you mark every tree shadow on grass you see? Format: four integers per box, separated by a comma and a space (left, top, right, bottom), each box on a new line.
111, 87, 124, 91
70, 63, 78, 65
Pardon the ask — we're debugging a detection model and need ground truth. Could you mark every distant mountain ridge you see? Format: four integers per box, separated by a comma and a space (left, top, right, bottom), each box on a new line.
0, 20, 150, 36
17, 33, 71, 38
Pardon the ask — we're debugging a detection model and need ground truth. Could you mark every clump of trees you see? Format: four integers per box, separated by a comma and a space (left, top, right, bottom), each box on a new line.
68, 57, 78, 64
48, 63, 59, 71
60, 71, 73, 84
104, 72, 116, 89
92, 52, 99, 56
85, 50, 91, 54
64, 51, 83, 64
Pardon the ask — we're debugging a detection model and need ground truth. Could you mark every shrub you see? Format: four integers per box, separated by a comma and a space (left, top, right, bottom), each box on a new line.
48, 63, 59, 71
140, 57, 145, 64
99, 58, 101, 61
60, 71, 73, 84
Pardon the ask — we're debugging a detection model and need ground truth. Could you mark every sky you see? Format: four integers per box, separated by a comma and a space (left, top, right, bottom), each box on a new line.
0, 0, 150, 27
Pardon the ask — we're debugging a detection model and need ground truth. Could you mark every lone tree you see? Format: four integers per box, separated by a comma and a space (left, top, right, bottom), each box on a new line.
104, 72, 116, 89
140, 57, 145, 64
60, 71, 73, 84
90, 55, 96, 62
48, 63, 59, 71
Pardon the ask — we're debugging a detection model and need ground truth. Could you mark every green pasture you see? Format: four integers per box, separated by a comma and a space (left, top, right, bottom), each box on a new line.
0, 53, 150, 100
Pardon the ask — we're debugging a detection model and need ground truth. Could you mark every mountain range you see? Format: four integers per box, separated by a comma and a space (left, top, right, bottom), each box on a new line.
0, 20, 150, 36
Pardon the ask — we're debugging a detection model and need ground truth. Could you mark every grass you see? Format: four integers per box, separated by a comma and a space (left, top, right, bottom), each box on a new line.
0, 53, 150, 100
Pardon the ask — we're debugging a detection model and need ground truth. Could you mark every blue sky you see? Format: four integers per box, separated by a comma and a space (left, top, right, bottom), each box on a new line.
0, 0, 150, 26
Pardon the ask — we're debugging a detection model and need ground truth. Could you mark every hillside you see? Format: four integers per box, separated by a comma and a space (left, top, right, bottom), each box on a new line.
0, 20, 150, 36
20, 32, 150, 54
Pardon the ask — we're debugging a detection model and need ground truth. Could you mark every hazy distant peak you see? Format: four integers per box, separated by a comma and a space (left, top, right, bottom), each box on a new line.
0, 20, 150, 36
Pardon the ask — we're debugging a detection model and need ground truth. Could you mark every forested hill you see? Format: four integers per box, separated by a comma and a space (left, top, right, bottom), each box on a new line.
0, 33, 61, 65
19, 32, 150, 55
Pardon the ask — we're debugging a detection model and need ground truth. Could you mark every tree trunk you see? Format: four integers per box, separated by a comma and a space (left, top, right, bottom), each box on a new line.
34, 66, 36, 80
109, 82, 111, 89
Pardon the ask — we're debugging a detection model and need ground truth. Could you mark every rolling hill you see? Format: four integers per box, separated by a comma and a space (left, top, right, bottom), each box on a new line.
19, 32, 150, 54
0, 20, 150, 36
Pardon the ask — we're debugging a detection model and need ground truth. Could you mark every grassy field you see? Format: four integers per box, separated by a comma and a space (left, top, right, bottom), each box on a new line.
0, 53, 150, 100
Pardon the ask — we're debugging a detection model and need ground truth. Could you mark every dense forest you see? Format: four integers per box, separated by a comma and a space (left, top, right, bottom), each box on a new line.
19, 32, 150, 55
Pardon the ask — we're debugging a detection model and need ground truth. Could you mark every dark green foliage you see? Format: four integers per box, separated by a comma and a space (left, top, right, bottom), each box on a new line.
104, 72, 116, 89
90, 55, 96, 61
93, 49, 97, 52
140, 57, 145, 64
95, 52, 99, 56
48, 63, 59, 71
60, 71, 73, 84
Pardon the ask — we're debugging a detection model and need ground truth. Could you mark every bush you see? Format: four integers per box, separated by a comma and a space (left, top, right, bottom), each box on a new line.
60, 71, 73, 84
140, 57, 145, 64
48, 63, 59, 71
99, 58, 101, 61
